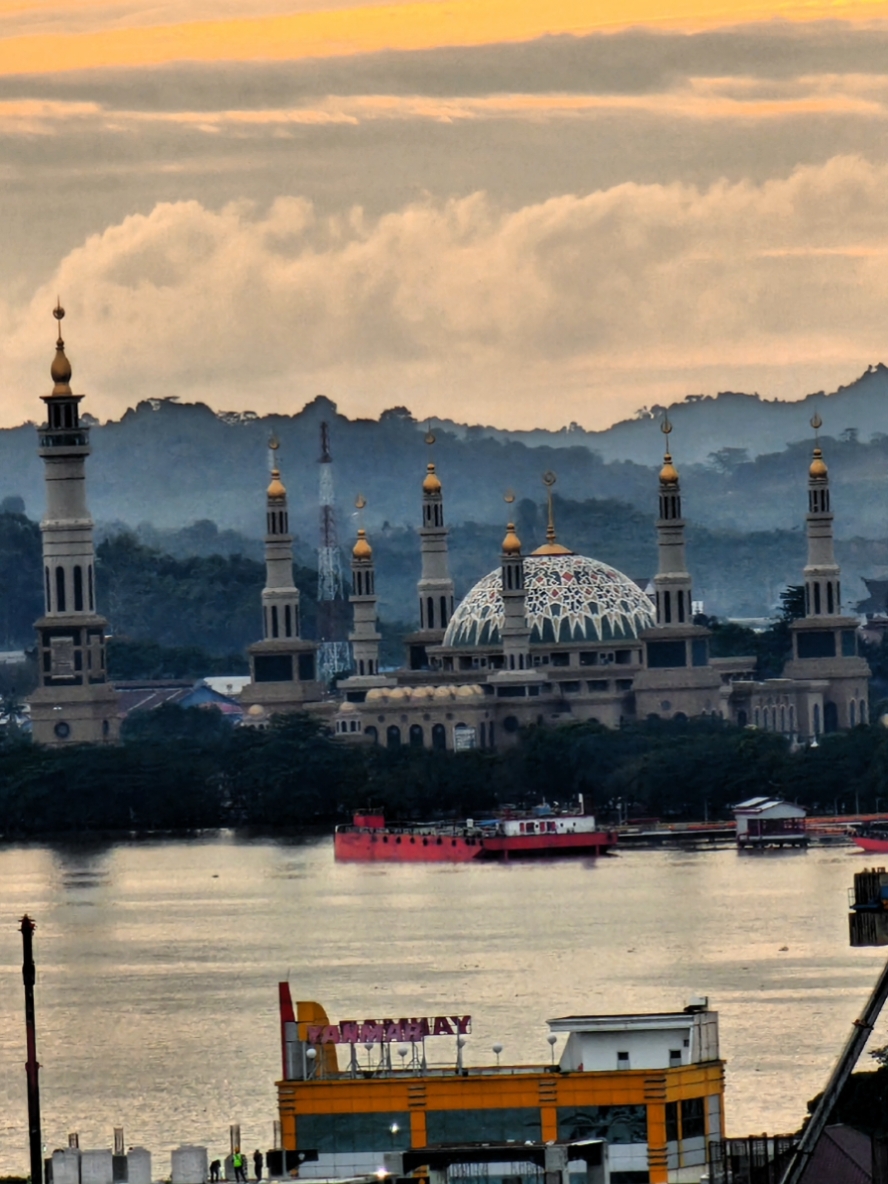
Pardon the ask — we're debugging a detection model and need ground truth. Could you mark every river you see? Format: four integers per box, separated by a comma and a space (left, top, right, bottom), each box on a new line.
0, 836, 882, 1174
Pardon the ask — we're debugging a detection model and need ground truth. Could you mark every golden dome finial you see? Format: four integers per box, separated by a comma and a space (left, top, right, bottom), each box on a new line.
531, 471, 573, 555
502, 522, 522, 555
659, 414, 679, 485
50, 300, 73, 394
423, 462, 442, 494
353, 527, 373, 561
266, 435, 287, 499
809, 413, 828, 479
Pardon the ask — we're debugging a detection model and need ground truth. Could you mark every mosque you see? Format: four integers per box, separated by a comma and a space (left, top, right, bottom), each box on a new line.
27, 310, 871, 748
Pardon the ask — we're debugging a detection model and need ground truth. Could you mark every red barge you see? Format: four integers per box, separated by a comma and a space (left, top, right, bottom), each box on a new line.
334, 808, 618, 862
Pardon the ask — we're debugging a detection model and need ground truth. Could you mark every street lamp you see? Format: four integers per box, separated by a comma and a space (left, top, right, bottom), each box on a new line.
389, 1124, 399, 1150
547, 1034, 558, 1066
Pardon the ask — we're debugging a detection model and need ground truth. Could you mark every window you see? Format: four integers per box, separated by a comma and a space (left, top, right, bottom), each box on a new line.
669, 1049, 682, 1066
255, 654, 292, 682
587, 680, 608, 692
665, 1102, 679, 1144
409, 724, 424, 747
551, 652, 570, 667
432, 723, 446, 750
692, 638, 708, 667
842, 630, 857, 657
579, 652, 598, 666
814, 583, 821, 614
88, 566, 94, 611
663, 590, 671, 624
647, 640, 686, 668
561, 681, 581, 693
440, 595, 448, 626
285, 604, 292, 637
72, 566, 83, 611
680, 1098, 705, 1140
827, 582, 834, 613
55, 566, 66, 613
298, 653, 315, 681
271, 605, 279, 638
797, 631, 835, 659
427, 597, 435, 630
44, 567, 51, 612
387, 725, 401, 748
617, 1051, 629, 1068
364, 725, 378, 743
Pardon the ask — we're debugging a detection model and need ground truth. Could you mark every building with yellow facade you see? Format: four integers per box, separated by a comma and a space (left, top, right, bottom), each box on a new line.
276, 987, 725, 1184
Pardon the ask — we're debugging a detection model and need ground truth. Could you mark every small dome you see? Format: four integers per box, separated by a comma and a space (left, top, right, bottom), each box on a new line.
51, 341, 73, 393
433, 685, 454, 700
423, 463, 442, 494
502, 523, 522, 555
809, 448, 828, 480
247, 704, 266, 717
412, 685, 435, 699
267, 468, 287, 499
387, 687, 407, 701
353, 528, 373, 560
456, 684, 481, 698
339, 701, 358, 714
659, 454, 679, 486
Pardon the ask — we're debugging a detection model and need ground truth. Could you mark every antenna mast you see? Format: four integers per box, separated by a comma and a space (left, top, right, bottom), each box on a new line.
316, 421, 351, 683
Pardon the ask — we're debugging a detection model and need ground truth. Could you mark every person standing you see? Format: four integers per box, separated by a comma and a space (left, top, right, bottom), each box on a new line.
210, 1161, 221, 1182
253, 1150, 263, 1181
232, 1149, 246, 1183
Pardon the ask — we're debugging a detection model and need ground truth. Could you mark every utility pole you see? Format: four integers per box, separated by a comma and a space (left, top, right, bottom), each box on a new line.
20, 915, 42, 1184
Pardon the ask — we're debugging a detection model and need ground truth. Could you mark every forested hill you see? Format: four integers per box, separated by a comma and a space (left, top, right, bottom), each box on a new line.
3, 367, 888, 544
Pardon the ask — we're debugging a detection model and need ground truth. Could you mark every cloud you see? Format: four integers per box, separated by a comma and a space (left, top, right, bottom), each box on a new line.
3, 155, 888, 431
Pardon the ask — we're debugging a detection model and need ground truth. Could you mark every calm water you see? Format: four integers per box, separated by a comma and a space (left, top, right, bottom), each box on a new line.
0, 837, 883, 1174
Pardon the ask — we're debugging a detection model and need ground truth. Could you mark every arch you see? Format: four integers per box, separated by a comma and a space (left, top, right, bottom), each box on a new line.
409, 724, 424, 747
386, 725, 402, 748
431, 723, 446, 750
364, 725, 378, 743
271, 605, 279, 638
824, 701, 838, 733
55, 566, 66, 613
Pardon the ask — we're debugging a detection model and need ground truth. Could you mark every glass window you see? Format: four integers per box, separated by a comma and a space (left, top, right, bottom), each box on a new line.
558, 1105, 647, 1145
427, 1108, 541, 1146
681, 1097, 706, 1140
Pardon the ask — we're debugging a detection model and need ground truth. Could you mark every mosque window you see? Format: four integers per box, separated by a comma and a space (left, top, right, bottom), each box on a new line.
271, 605, 279, 638
827, 582, 834, 613
561, 681, 581, 693
677, 590, 685, 623
648, 640, 686, 668
440, 595, 448, 626
427, 597, 435, 630
805, 584, 811, 614
503, 715, 520, 733
73, 566, 83, 612
285, 604, 292, 637
365, 726, 378, 743
615, 679, 632, 691
587, 680, 608, 691
432, 723, 446, 750
842, 630, 856, 657
663, 590, 672, 624
55, 566, 66, 613
255, 654, 292, 682
551, 652, 570, 667
358, 660, 364, 675
88, 565, 94, 611
692, 639, 708, 667
813, 584, 821, 614
409, 724, 424, 747
44, 567, 50, 612
298, 653, 315, 681
797, 631, 835, 659
579, 652, 598, 666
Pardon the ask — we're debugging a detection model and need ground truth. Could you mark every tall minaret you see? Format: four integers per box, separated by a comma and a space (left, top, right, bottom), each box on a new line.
500, 498, 530, 671
652, 416, 693, 626
349, 496, 381, 677
802, 413, 841, 618
28, 304, 119, 746
405, 430, 455, 669
242, 439, 322, 715
262, 437, 301, 642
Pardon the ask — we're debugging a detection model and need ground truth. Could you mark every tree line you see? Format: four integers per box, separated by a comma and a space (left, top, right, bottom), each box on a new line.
1, 710, 888, 837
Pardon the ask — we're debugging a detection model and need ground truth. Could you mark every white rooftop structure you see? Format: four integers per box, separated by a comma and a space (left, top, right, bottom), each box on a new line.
548, 1000, 719, 1073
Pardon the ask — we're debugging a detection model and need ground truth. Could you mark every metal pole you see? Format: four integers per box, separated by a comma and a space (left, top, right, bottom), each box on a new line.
780, 950, 888, 1184
20, 914, 42, 1184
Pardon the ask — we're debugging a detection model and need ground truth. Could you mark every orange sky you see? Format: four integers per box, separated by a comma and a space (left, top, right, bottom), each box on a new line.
3, 0, 888, 74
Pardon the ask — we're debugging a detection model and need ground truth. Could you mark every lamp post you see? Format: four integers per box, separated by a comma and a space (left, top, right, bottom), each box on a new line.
547, 1034, 558, 1066
20, 915, 42, 1184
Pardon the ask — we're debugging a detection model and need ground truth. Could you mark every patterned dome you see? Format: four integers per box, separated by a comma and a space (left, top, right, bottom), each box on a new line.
442, 554, 655, 648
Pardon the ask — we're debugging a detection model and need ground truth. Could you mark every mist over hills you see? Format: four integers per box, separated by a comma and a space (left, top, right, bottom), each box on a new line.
2, 364, 888, 622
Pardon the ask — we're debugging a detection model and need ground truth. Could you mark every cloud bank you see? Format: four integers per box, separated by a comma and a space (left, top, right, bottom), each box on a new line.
3, 154, 888, 431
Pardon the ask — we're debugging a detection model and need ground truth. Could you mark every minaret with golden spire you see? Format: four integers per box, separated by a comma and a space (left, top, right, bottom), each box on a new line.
407, 427, 455, 669
802, 414, 841, 618
28, 303, 120, 746
349, 495, 381, 677
261, 436, 301, 642
500, 492, 531, 671
242, 436, 322, 714
652, 416, 693, 625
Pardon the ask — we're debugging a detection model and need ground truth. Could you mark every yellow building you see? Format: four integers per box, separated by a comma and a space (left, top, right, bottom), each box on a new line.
276, 988, 726, 1184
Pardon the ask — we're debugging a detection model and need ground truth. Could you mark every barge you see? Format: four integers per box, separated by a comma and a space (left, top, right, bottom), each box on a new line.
334, 808, 618, 862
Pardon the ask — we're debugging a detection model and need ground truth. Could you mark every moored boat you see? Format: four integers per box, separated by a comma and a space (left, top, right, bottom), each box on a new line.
334, 807, 617, 862
853, 830, 888, 854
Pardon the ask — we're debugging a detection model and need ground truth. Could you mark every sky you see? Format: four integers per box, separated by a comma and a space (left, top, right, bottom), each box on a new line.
4, 2, 888, 429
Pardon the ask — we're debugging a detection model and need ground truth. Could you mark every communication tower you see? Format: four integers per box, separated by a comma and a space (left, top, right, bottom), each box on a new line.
316, 421, 351, 683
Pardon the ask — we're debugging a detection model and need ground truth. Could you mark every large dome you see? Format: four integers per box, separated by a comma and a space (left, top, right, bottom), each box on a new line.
442, 553, 656, 648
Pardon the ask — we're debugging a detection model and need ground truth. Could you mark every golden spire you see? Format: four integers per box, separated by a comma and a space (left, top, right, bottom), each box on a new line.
659, 414, 679, 486
423, 462, 442, 494
809, 413, 828, 480
267, 434, 287, 499
502, 490, 521, 554
353, 494, 372, 558
50, 301, 73, 395
531, 471, 573, 556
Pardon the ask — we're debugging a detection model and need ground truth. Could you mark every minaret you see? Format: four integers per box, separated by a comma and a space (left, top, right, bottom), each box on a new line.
406, 430, 455, 669
242, 439, 322, 716
349, 497, 381, 678
28, 304, 119, 746
781, 414, 869, 737
262, 437, 301, 643
652, 417, 693, 626
500, 500, 530, 671
802, 414, 841, 618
